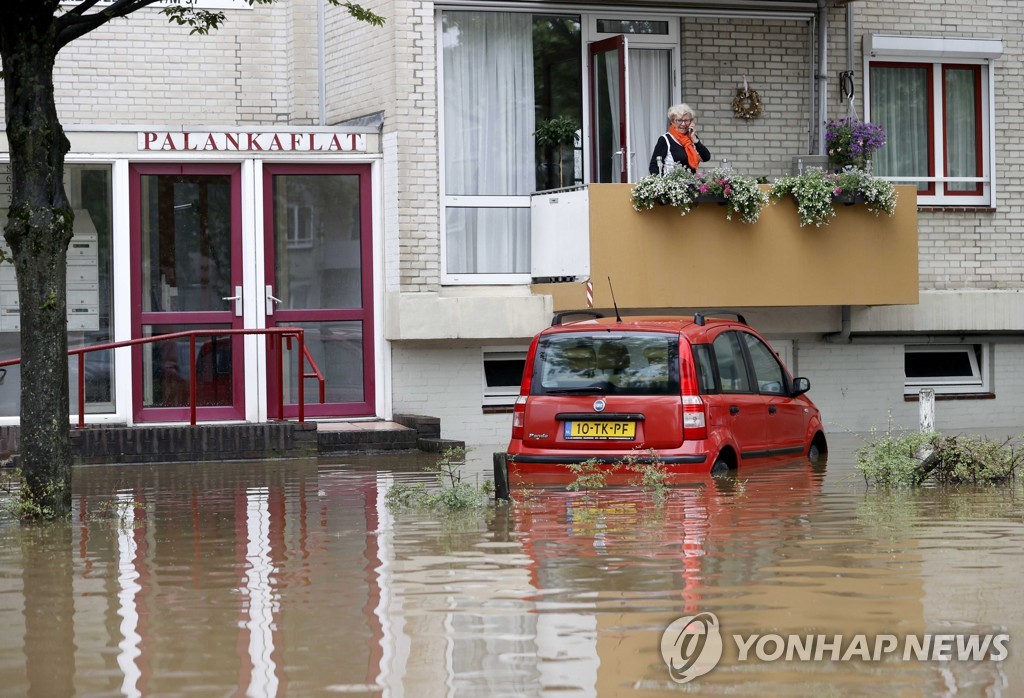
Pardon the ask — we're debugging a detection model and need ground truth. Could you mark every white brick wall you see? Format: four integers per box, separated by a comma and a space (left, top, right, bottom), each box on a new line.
45, 4, 307, 125
392, 338, 1024, 447
390, 343, 515, 446
683, 18, 812, 178
798, 340, 1024, 435
328, 0, 440, 293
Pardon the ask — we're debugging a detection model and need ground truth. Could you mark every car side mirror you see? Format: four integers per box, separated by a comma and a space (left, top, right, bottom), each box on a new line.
791, 376, 810, 396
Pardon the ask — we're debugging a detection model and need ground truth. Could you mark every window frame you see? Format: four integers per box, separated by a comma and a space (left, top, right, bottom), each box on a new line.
482, 347, 527, 407
864, 36, 999, 207
903, 343, 990, 396
438, 9, 582, 285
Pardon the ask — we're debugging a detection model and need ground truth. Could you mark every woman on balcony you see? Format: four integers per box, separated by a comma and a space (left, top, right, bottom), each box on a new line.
648, 104, 712, 175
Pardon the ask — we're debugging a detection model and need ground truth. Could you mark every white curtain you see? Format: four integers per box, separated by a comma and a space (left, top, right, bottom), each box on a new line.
602, 47, 622, 181
944, 67, 979, 192
871, 65, 930, 191
629, 49, 671, 182
443, 12, 534, 274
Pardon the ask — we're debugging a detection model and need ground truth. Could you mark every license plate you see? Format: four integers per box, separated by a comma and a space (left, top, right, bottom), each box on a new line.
564, 421, 636, 440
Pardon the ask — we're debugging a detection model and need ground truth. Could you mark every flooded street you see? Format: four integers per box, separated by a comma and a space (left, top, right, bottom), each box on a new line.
0, 432, 1021, 696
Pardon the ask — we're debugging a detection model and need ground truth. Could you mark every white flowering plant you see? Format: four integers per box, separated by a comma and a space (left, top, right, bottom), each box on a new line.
630, 168, 696, 215
693, 169, 769, 224
835, 167, 898, 217
768, 168, 839, 227
631, 167, 767, 223
769, 166, 898, 227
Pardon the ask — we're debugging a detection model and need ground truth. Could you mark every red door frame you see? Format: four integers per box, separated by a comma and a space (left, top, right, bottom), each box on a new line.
262, 163, 375, 418
129, 163, 246, 422
589, 35, 629, 183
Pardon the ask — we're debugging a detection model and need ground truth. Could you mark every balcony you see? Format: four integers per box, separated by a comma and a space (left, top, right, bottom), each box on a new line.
530, 183, 918, 310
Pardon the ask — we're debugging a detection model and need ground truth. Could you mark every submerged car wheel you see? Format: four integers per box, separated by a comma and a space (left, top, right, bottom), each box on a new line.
808, 443, 821, 460
711, 458, 730, 476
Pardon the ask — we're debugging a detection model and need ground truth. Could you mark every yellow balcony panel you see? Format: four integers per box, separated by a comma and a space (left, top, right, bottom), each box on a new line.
533, 183, 918, 311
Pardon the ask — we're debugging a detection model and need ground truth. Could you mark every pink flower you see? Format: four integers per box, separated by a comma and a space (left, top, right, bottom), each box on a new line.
834, 188, 842, 195
699, 185, 708, 194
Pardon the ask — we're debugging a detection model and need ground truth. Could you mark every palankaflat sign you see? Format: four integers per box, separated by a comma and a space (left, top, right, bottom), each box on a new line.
138, 131, 366, 153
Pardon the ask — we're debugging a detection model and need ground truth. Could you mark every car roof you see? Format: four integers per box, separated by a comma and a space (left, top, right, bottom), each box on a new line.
542, 315, 748, 337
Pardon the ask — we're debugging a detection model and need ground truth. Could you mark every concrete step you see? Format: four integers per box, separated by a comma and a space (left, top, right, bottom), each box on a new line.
0, 419, 452, 466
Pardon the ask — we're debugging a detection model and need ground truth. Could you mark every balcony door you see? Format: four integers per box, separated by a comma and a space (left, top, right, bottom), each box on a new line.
262, 164, 375, 418
590, 35, 630, 183
588, 18, 677, 183
130, 164, 245, 422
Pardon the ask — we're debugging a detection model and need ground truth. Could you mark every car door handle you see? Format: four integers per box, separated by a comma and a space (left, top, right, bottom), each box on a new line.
768, 405, 777, 414
730, 406, 740, 415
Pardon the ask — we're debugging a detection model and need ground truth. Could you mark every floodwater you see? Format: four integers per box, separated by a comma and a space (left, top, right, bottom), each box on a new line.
0, 432, 1022, 697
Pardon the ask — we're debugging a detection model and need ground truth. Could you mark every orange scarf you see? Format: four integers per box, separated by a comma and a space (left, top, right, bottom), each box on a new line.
668, 124, 701, 171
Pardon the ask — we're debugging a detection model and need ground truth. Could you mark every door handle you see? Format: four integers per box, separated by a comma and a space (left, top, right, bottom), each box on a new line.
265, 285, 282, 316
222, 285, 243, 317
768, 405, 777, 414
729, 406, 740, 415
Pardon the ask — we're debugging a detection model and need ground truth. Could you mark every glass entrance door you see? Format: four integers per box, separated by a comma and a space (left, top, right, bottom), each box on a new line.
263, 164, 375, 418
130, 164, 245, 422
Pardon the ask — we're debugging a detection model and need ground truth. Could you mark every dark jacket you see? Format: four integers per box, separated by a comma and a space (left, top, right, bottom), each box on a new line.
648, 133, 712, 175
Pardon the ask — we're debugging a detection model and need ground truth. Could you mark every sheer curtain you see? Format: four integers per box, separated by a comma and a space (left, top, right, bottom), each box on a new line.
944, 67, 979, 192
871, 65, 930, 191
629, 49, 671, 182
443, 12, 534, 274
601, 47, 621, 182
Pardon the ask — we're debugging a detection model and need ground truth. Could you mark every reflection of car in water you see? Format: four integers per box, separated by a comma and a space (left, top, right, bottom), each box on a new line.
513, 459, 827, 599
507, 312, 827, 480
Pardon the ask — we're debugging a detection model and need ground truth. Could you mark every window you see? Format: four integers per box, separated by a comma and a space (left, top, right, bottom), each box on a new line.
440, 11, 581, 282
712, 332, 751, 394
866, 36, 1001, 206
904, 344, 989, 396
483, 350, 527, 406
742, 333, 787, 395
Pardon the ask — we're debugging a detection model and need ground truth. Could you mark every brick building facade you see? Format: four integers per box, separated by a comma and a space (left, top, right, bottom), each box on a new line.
0, 0, 1020, 444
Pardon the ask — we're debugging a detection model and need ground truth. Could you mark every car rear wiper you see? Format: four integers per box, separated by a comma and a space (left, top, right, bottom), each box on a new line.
541, 385, 608, 395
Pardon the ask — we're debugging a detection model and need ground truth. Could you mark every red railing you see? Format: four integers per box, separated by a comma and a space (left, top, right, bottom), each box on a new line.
0, 327, 326, 428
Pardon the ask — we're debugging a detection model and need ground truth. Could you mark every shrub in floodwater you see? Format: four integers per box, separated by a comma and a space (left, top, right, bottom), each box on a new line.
622, 449, 670, 500
856, 428, 1021, 488
565, 458, 613, 491
385, 447, 494, 512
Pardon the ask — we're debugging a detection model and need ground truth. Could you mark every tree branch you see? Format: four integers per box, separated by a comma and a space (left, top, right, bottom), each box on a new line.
56, 0, 164, 48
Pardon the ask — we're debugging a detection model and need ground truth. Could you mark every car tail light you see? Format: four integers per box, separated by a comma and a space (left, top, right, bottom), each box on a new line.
680, 348, 707, 440
511, 396, 528, 439
682, 396, 707, 439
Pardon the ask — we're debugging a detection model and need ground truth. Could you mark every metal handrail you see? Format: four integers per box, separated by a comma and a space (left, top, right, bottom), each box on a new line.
0, 327, 327, 428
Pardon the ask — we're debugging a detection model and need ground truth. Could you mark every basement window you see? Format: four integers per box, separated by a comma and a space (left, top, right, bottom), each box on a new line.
904, 344, 988, 396
483, 350, 527, 408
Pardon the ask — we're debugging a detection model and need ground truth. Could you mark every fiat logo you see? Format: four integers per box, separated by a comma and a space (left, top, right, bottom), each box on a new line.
593, 399, 606, 412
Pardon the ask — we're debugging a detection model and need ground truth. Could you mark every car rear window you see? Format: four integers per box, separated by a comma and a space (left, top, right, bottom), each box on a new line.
532, 333, 680, 396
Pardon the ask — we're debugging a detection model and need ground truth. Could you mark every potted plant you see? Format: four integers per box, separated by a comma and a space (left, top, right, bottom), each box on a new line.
693, 169, 769, 224
630, 168, 697, 215
825, 117, 887, 171
768, 166, 898, 227
534, 116, 580, 188
631, 168, 767, 224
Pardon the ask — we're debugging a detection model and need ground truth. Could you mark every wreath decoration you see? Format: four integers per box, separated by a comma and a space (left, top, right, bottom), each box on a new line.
732, 77, 763, 120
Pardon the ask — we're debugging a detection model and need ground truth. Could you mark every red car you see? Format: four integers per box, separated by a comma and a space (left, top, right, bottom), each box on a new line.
506, 311, 827, 477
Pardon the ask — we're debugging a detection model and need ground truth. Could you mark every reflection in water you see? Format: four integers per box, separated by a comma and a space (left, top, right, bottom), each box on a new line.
115, 492, 142, 698
0, 436, 1020, 696
242, 487, 279, 698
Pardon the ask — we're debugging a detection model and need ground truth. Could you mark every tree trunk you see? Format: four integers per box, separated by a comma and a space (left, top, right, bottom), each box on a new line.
1, 4, 74, 518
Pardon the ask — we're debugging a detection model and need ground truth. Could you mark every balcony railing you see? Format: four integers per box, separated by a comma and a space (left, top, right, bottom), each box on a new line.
530, 183, 919, 310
